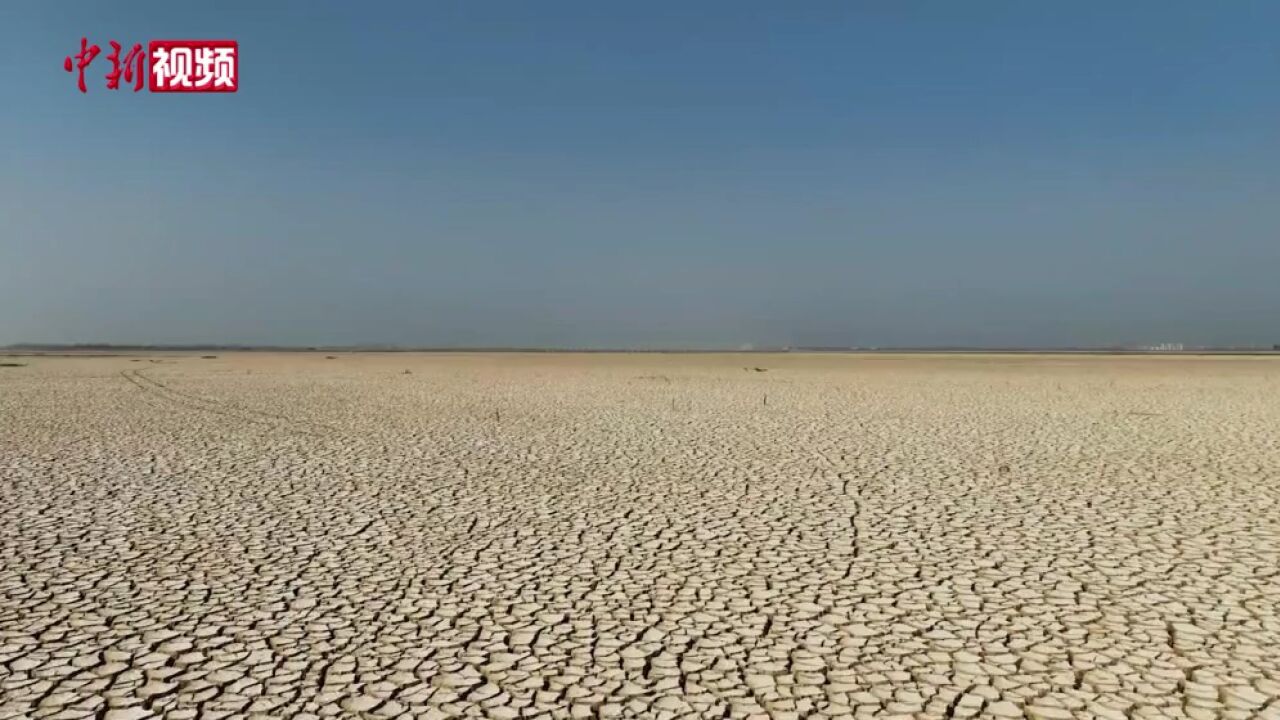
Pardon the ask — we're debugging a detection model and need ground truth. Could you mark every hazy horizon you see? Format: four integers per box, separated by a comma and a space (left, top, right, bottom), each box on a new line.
4, 1, 1279, 349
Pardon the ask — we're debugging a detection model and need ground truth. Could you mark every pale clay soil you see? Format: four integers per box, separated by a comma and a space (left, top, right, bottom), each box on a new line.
1, 353, 1278, 720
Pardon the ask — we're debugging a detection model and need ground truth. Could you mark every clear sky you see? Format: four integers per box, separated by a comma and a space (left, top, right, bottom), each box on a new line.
3, 1, 1278, 348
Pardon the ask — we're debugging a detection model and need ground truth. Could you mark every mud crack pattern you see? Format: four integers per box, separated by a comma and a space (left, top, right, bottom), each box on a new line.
2, 353, 1279, 719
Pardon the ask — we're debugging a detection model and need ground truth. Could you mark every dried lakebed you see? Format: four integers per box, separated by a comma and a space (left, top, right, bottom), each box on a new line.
1, 353, 1278, 719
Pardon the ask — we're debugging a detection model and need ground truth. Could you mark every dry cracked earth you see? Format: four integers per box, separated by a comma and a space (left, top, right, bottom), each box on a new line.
2, 353, 1279, 720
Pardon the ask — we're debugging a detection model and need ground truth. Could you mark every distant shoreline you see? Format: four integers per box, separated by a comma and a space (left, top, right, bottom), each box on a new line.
5, 344, 1280, 357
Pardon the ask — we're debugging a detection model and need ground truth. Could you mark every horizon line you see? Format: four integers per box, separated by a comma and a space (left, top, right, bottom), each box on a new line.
6, 343, 1280, 356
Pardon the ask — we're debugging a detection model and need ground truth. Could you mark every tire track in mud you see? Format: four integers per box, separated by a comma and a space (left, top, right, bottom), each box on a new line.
117, 368, 503, 502
120, 369, 330, 437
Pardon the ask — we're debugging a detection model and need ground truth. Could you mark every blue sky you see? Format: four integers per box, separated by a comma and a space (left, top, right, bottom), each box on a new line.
3, 1, 1278, 347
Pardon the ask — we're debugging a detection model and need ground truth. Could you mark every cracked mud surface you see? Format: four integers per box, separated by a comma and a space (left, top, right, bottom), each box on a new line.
2, 353, 1279, 719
